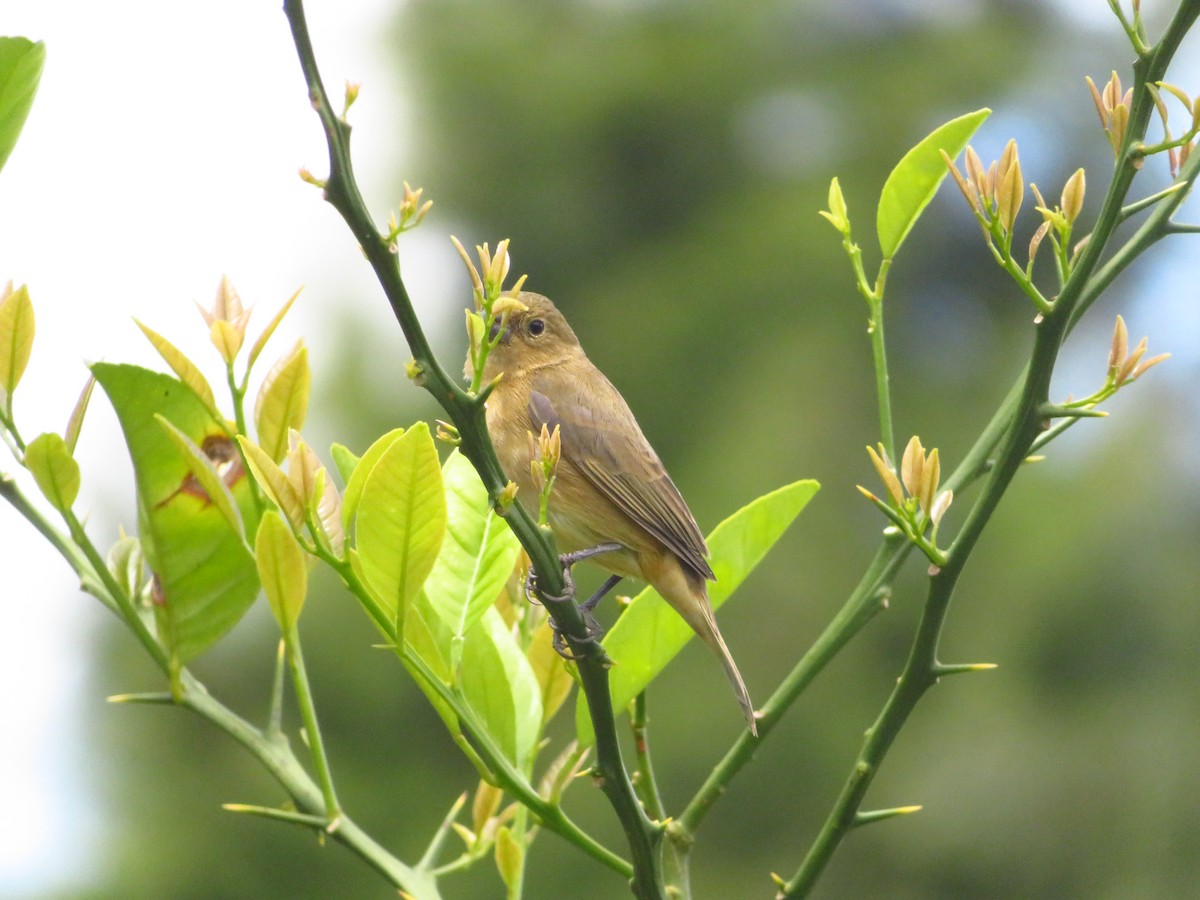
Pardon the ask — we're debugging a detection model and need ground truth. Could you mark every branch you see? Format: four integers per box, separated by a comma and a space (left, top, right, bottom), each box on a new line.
279, 1, 663, 894
777, 3, 1200, 893
0, 475, 438, 895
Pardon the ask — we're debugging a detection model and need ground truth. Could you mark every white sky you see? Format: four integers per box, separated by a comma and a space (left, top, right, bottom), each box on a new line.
0, 1, 463, 893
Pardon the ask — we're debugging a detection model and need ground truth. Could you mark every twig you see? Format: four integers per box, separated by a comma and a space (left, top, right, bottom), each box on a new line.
279, 1, 664, 894
777, 3, 1200, 894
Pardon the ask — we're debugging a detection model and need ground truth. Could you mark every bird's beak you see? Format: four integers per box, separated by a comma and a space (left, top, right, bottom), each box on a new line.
489, 317, 509, 344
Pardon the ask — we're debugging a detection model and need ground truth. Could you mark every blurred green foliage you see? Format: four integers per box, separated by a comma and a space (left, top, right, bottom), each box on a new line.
73, 1, 1199, 898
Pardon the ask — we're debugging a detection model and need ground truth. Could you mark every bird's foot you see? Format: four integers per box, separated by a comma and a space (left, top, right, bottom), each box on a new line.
549, 615, 603, 660
559, 542, 623, 568
524, 555, 623, 664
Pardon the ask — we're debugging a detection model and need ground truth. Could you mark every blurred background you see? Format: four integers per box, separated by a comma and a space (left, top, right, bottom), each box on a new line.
2, 0, 1198, 897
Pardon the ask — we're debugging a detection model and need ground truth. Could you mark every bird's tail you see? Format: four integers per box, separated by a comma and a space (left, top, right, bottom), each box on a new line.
678, 588, 757, 736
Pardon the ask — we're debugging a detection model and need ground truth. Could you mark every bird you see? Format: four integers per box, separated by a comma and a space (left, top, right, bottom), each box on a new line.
471, 291, 756, 734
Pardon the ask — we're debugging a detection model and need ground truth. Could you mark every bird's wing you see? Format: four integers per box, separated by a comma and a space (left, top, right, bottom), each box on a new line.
529, 373, 713, 582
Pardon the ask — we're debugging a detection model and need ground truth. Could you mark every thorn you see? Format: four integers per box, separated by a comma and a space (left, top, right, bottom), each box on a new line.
854, 805, 923, 827
934, 662, 998, 677
106, 692, 175, 705
221, 803, 330, 829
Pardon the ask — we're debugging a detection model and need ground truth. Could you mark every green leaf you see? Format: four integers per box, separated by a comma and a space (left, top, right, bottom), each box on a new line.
255, 509, 308, 631
876, 108, 991, 259
576, 479, 820, 746
460, 607, 543, 767
156, 415, 244, 539
355, 422, 446, 635
400, 599, 461, 739
0, 38, 45, 176
93, 363, 260, 663
254, 340, 310, 463
133, 319, 219, 415
330, 442, 360, 486
0, 283, 34, 409
341, 428, 405, 536
422, 451, 522, 668
23, 431, 80, 513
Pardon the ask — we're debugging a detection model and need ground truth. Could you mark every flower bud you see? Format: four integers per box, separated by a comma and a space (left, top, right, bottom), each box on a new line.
1061, 169, 1085, 225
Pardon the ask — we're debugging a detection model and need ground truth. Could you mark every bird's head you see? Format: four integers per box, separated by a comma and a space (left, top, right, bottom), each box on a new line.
475, 291, 584, 381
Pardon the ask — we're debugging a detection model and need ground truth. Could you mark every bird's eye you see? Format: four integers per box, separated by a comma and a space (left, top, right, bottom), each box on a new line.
528, 318, 546, 337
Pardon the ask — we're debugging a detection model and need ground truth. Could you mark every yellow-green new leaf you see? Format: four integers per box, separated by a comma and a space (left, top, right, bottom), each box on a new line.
255, 340, 310, 463
341, 428, 405, 535
877, 108, 991, 259
237, 436, 304, 529
0, 283, 34, 408
24, 431, 80, 513
64, 375, 96, 454
311, 466, 345, 558
330, 442, 360, 486
577, 478, 819, 746
156, 416, 243, 539
106, 532, 145, 601
528, 619, 575, 726
286, 432, 323, 509
133, 319, 218, 415
355, 422, 446, 633
421, 451, 522, 669
209, 319, 244, 365
246, 287, 301, 372
494, 826, 524, 892
256, 509, 308, 631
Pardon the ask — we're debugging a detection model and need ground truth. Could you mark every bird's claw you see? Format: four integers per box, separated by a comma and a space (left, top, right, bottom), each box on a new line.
524, 565, 575, 607
550, 611, 604, 661
524, 552, 622, 663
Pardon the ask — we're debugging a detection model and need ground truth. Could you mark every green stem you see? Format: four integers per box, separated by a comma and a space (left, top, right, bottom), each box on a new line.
671, 372, 1024, 843
0, 408, 26, 453
631, 695, 686, 897
267, 638, 287, 738
322, 550, 631, 877
509, 803, 529, 900
779, 5, 1200, 893
419, 792, 468, 872
674, 537, 907, 840
667, 59, 1196, 855
866, 258, 894, 460
1069, 148, 1200, 331
228, 363, 248, 437
0, 475, 114, 610
281, 2, 661, 894
285, 623, 341, 821
630, 693, 666, 823
179, 670, 440, 897
0, 483, 439, 895
62, 506, 167, 669
987, 240, 1053, 313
